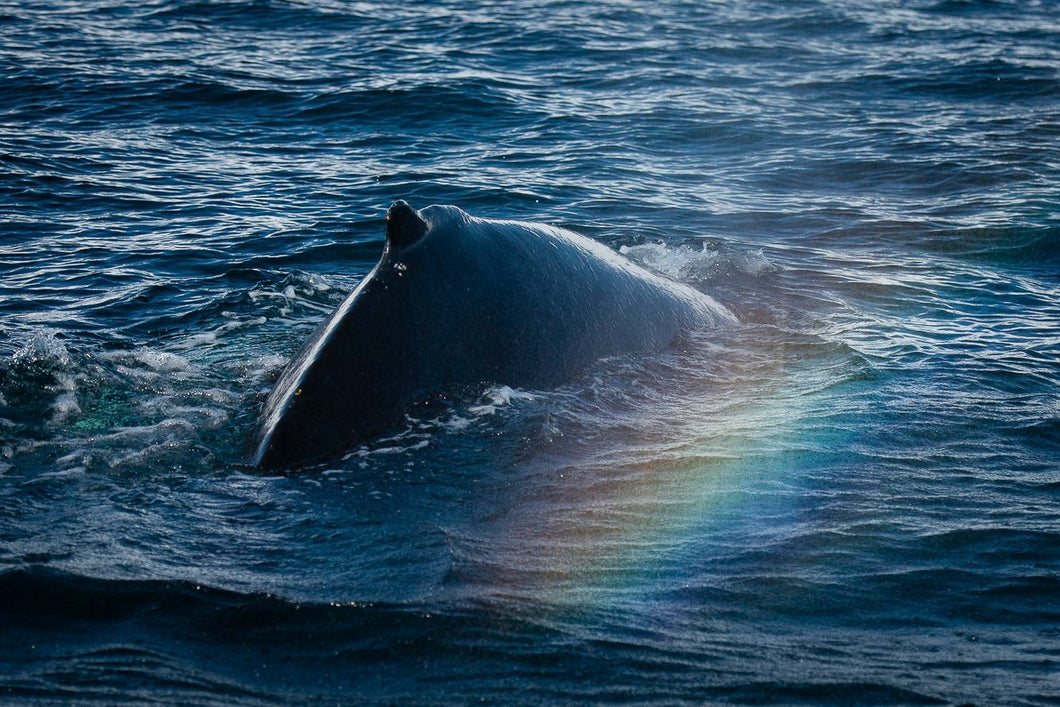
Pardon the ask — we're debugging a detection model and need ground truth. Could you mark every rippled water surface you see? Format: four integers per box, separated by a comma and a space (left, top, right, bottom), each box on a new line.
2, 1, 1059, 704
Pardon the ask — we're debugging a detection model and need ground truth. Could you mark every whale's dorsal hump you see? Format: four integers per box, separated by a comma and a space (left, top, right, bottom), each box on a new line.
386, 200, 428, 249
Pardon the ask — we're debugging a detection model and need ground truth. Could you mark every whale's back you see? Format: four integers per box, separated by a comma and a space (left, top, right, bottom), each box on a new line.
252, 203, 735, 469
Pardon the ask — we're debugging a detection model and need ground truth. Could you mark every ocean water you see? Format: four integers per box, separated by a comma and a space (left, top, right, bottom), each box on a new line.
1, 0, 1058, 704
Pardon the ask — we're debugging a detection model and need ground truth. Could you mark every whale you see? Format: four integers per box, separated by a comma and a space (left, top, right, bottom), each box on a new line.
251, 201, 736, 469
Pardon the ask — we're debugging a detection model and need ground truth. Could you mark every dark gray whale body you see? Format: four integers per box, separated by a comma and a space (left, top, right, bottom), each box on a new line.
252, 201, 735, 469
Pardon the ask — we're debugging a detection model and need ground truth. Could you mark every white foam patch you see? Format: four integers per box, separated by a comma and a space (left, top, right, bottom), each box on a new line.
132, 349, 195, 373
620, 242, 718, 280
364, 439, 431, 456
332, 387, 537, 465
299, 272, 334, 294
7, 331, 86, 430
341, 436, 432, 464
101, 348, 199, 388
51, 390, 81, 425
48, 370, 81, 427
172, 317, 268, 351
429, 386, 536, 434
248, 273, 338, 317
194, 387, 239, 405
730, 248, 775, 277
23, 467, 85, 483
221, 354, 288, 391
620, 241, 776, 283
29, 340, 256, 473
103, 418, 199, 441
12, 329, 73, 367
53, 418, 208, 472
467, 385, 535, 417
439, 414, 472, 432
136, 400, 229, 429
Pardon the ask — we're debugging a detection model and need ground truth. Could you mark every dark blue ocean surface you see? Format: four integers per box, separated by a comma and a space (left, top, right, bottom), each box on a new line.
2, 0, 1059, 704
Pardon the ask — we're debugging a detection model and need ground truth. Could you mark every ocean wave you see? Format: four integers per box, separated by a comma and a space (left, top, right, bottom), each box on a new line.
0, 566, 973, 705
296, 83, 528, 127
